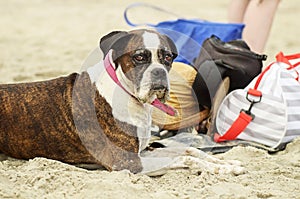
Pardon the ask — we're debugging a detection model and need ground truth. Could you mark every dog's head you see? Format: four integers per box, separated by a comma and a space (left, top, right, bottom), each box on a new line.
100, 29, 178, 104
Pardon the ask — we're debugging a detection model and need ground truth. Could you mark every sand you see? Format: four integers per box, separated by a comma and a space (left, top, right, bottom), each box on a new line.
1, 0, 300, 198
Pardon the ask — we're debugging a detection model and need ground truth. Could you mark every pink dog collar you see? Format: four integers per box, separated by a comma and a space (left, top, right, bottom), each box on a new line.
103, 52, 176, 116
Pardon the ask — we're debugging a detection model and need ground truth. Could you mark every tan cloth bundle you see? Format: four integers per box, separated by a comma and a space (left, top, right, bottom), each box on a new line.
152, 62, 209, 130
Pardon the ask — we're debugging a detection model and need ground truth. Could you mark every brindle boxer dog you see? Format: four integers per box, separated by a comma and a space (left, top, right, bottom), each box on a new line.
0, 29, 243, 176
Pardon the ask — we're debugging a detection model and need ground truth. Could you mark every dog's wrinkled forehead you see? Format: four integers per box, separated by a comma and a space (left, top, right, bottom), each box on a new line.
99, 29, 178, 62
125, 30, 175, 55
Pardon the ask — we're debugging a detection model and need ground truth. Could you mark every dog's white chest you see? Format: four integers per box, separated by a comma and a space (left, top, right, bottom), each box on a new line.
87, 62, 152, 151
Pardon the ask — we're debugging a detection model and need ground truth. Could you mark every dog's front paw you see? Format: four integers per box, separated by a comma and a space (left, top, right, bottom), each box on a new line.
140, 147, 245, 176
183, 147, 245, 175
172, 155, 245, 175
209, 160, 245, 175
203, 157, 245, 175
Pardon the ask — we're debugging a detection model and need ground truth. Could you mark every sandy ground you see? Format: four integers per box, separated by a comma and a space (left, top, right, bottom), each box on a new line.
1, 0, 300, 198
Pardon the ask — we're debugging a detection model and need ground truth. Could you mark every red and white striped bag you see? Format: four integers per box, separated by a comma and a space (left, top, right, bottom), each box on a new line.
214, 52, 300, 149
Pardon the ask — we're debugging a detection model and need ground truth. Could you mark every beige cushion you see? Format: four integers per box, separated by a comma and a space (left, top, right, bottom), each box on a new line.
152, 62, 209, 130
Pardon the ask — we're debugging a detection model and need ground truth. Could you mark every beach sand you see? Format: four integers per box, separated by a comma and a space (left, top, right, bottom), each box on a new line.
0, 0, 300, 198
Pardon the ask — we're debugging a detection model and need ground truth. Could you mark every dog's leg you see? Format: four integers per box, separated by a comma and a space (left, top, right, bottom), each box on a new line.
0, 153, 8, 161
140, 147, 244, 176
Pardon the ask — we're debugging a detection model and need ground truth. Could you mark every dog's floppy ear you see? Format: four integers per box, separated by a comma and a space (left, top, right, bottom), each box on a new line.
164, 35, 178, 60
99, 31, 129, 57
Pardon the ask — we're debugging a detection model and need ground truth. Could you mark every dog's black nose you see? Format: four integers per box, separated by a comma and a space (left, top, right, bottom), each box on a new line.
151, 68, 166, 79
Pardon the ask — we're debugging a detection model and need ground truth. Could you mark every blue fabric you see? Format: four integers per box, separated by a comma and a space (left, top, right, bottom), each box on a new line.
154, 19, 245, 65
124, 3, 244, 65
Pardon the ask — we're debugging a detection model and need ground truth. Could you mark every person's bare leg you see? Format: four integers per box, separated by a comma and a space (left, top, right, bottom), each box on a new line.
242, 0, 280, 53
228, 0, 250, 23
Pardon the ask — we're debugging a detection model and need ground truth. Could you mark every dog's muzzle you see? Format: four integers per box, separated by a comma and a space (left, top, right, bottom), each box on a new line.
137, 66, 170, 104
149, 68, 169, 102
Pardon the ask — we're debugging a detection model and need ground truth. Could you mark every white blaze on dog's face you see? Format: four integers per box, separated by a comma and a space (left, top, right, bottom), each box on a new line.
136, 31, 171, 103
100, 29, 178, 104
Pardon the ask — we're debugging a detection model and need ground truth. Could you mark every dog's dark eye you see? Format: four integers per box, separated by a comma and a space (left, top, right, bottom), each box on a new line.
164, 54, 173, 63
132, 50, 151, 64
134, 54, 146, 62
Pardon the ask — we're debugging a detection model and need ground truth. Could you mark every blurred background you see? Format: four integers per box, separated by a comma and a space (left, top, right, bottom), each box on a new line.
0, 0, 299, 83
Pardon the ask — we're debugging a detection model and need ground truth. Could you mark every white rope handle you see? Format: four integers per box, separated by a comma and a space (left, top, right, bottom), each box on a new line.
124, 2, 181, 27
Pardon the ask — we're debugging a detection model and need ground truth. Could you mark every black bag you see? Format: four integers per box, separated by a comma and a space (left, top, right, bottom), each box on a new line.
192, 35, 267, 109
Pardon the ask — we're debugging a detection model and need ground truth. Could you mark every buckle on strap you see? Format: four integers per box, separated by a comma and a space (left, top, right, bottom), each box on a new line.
241, 88, 262, 120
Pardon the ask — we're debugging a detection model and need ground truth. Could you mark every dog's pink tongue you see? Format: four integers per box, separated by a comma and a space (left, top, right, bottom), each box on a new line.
151, 99, 176, 116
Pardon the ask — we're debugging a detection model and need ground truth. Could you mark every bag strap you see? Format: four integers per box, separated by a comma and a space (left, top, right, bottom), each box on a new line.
214, 111, 253, 142
276, 51, 300, 69
214, 88, 262, 142
276, 51, 300, 81
124, 3, 181, 27
253, 52, 300, 90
